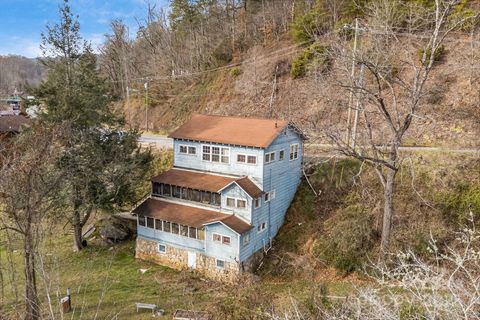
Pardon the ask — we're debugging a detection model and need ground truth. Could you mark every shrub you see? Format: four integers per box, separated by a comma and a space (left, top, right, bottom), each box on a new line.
417, 44, 445, 65
399, 303, 427, 320
291, 42, 330, 79
230, 67, 241, 77
314, 204, 377, 275
437, 183, 480, 225
291, 7, 330, 43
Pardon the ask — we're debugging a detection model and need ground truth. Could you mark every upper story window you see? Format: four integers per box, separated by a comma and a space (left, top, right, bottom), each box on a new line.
257, 222, 267, 233
237, 154, 257, 165
265, 152, 275, 164
279, 150, 285, 161
213, 233, 231, 246
202, 145, 229, 164
179, 145, 196, 155
242, 233, 250, 246
265, 190, 275, 202
254, 197, 261, 208
226, 197, 247, 209
290, 144, 299, 160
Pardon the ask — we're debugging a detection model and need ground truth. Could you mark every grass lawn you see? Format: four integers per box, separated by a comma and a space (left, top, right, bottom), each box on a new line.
0, 233, 360, 319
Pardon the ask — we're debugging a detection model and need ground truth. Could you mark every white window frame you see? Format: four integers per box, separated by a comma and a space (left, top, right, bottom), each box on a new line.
222, 235, 231, 245
254, 197, 261, 209
179, 144, 196, 155
264, 192, 271, 202
226, 197, 236, 208
236, 199, 246, 209
158, 244, 167, 253
290, 143, 299, 161
242, 233, 250, 246
212, 233, 222, 243
216, 259, 225, 269
257, 222, 267, 233
202, 144, 230, 164
279, 149, 285, 161
265, 151, 276, 164
236, 153, 257, 165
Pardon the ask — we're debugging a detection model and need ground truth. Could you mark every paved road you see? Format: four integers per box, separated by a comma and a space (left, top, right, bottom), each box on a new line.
139, 135, 479, 155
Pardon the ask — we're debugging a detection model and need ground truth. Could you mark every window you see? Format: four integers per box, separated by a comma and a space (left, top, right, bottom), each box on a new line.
279, 150, 285, 160
222, 236, 231, 245
265, 152, 275, 164
243, 233, 250, 246
257, 222, 267, 232
265, 190, 275, 202
163, 221, 171, 233
237, 199, 246, 209
158, 244, 166, 253
189, 227, 197, 239
179, 145, 196, 155
290, 144, 299, 160
202, 145, 229, 163
138, 216, 146, 226
146, 217, 155, 228
254, 197, 261, 208
226, 197, 236, 208
213, 233, 222, 242
198, 228, 205, 240
216, 259, 225, 269
180, 225, 189, 237
237, 154, 257, 165
202, 145, 211, 161
155, 219, 162, 230
172, 223, 180, 234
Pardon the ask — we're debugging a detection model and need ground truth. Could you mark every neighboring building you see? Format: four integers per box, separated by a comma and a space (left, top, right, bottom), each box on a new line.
134, 114, 306, 281
0, 115, 31, 138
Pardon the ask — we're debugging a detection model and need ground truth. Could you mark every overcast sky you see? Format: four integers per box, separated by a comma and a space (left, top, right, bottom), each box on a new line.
0, 0, 168, 58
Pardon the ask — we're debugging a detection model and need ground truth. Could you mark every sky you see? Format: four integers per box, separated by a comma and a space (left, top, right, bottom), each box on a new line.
0, 0, 168, 58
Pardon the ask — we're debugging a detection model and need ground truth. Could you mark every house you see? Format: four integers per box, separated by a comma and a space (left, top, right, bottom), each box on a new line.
0, 115, 31, 138
134, 114, 306, 280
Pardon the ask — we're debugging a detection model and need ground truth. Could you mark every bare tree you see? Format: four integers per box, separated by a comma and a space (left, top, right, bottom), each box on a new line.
327, 0, 476, 253
0, 125, 62, 320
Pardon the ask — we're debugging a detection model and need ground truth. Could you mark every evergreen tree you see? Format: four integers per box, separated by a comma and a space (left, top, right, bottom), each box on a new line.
37, 0, 153, 251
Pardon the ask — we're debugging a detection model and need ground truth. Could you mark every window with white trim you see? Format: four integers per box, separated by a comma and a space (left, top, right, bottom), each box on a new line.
237, 154, 257, 165
236, 199, 246, 209
265, 192, 271, 202
257, 222, 267, 233
279, 149, 285, 160
179, 145, 196, 155
247, 155, 257, 164
216, 259, 225, 268
158, 244, 166, 253
290, 144, 299, 160
226, 197, 236, 207
222, 235, 231, 245
254, 197, 261, 208
243, 233, 250, 246
237, 154, 246, 163
265, 151, 275, 164
203, 145, 229, 163
213, 233, 222, 242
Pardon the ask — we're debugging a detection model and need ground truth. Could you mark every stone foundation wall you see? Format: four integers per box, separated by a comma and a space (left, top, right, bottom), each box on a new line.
136, 237, 241, 282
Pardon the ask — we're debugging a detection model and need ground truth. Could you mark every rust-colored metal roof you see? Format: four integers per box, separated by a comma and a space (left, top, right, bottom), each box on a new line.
0, 115, 31, 133
168, 114, 289, 148
234, 177, 263, 198
152, 168, 262, 198
133, 198, 252, 234
152, 168, 236, 193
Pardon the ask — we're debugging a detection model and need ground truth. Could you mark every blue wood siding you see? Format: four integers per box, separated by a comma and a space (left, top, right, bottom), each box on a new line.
137, 225, 205, 252
220, 184, 252, 222
173, 140, 264, 187
204, 223, 239, 262
239, 127, 303, 262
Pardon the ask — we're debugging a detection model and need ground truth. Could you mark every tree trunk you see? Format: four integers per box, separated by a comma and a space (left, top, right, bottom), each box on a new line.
73, 206, 84, 251
24, 226, 39, 320
380, 167, 397, 254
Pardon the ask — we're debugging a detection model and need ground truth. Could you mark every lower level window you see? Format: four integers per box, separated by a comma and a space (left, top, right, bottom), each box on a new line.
216, 259, 225, 269
158, 244, 166, 253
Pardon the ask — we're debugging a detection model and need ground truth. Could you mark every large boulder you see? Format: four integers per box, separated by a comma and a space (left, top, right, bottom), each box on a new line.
99, 218, 131, 242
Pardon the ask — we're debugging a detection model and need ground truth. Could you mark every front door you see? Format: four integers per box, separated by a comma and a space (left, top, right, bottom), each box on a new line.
187, 251, 196, 269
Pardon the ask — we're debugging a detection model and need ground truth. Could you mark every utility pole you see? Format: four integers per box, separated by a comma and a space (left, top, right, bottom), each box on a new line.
144, 81, 149, 132
126, 86, 131, 127
351, 63, 365, 149
345, 18, 360, 148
